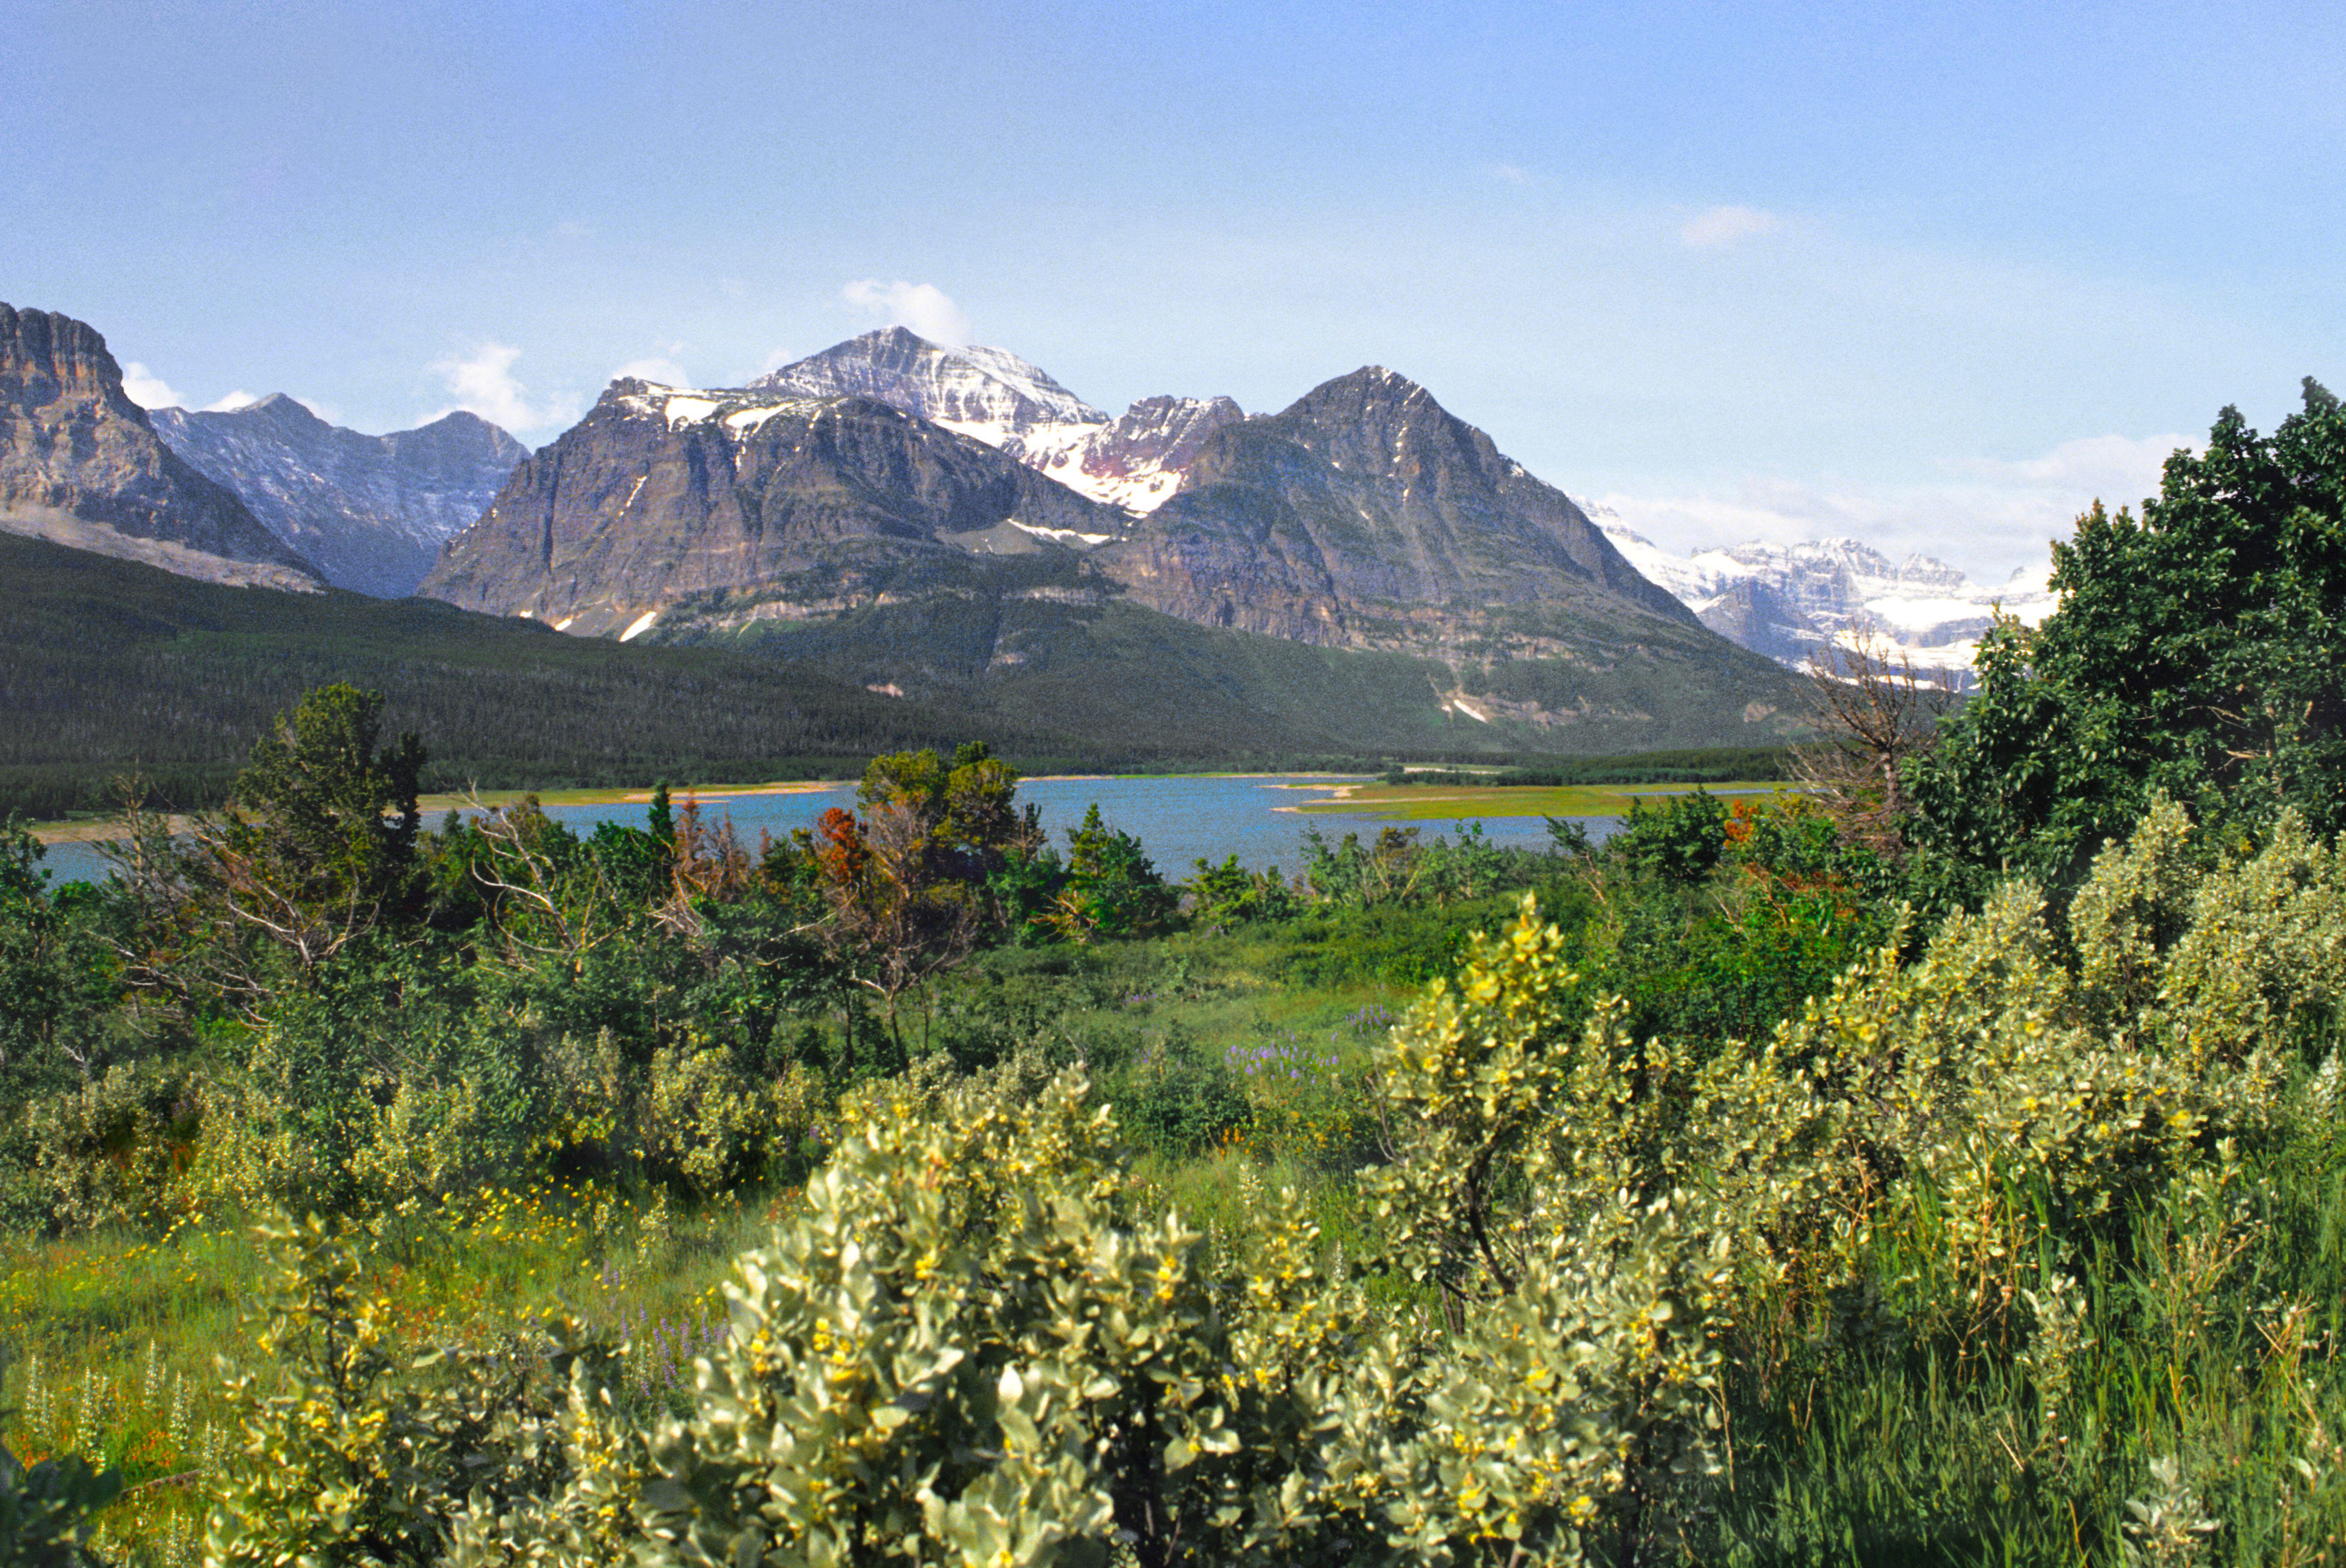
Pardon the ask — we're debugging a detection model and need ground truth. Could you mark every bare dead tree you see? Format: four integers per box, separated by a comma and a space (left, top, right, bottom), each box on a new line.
98, 777, 378, 1022
651, 794, 760, 939
1791, 626, 1961, 855
461, 792, 629, 965
807, 797, 981, 1069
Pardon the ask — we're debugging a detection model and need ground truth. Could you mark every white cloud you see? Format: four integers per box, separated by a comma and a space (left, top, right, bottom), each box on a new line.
613, 356, 691, 387
427, 343, 579, 434
1487, 163, 1543, 187
613, 340, 691, 388
1679, 204, 1784, 249
841, 279, 971, 346
118, 362, 184, 409
1951, 432, 2188, 499
205, 390, 261, 412
1596, 431, 2197, 583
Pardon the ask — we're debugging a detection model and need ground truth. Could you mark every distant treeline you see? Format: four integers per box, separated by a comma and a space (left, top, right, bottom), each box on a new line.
1379, 746, 1790, 788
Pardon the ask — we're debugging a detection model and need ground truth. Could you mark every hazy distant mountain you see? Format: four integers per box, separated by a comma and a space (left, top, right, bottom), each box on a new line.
150, 396, 524, 596
0, 303, 320, 589
1590, 511, 2056, 679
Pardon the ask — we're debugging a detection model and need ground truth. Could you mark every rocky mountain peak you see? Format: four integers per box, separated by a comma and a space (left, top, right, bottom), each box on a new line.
420, 377, 1128, 637
1028, 394, 1248, 514
0, 304, 130, 409
232, 392, 332, 432
753, 329, 1106, 436
387, 409, 528, 469
147, 390, 525, 597
1596, 521, 2057, 679
0, 302, 319, 587
1252, 365, 1501, 488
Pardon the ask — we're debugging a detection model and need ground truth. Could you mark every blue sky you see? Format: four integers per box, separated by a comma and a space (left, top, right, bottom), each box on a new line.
8, 0, 2341, 578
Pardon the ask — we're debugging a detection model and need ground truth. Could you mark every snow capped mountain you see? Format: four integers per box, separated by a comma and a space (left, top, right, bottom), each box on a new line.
421, 372, 1132, 637
753, 328, 1243, 515
754, 327, 1107, 444
1587, 504, 2056, 679
1034, 394, 1246, 513
602, 380, 836, 444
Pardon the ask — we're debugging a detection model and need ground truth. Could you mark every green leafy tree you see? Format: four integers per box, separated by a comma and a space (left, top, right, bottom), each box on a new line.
1185, 854, 1298, 927
1042, 803, 1178, 942
0, 819, 92, 1092
1909, 379, 2346, 895
806, 745, 1040, 1061
1300, 825, 1431, 906
1613, 791, 1728, 886
108, 685, 426, 1008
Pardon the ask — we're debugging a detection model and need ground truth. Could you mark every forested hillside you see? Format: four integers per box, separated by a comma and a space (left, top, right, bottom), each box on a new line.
3, 528, 1803, 821
0, 533, 1050, 816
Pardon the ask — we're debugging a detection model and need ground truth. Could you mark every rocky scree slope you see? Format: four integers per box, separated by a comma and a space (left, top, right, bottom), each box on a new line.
150, 396, 523, 597
0, 303, 319, 588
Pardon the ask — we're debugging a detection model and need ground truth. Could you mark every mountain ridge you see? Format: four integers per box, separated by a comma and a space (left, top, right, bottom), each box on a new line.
1591, 510, 2056, 677
420, 339, 1808, 752
149, 395, 524, 595
420, 377, 1132, 638
0, 302, 321, 589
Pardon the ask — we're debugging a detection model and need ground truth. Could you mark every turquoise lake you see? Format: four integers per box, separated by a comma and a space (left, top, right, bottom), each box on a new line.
36, 774, 1615, 886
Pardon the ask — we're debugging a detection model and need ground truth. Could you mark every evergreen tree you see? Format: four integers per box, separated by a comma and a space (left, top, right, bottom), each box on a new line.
1909, 379, 2346, 894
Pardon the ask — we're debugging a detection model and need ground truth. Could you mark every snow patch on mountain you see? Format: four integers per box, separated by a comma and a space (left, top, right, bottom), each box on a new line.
1582, 500, 2056, 678
1008, 519, 1114, 547
757, 327, 1107, 431
610, 382, 826, 443
753, 329, 1244, 516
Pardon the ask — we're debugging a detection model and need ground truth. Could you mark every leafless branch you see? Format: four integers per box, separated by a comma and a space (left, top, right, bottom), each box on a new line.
1790, 626, 1960, 856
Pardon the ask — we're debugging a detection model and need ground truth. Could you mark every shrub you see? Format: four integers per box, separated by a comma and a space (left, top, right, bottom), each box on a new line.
0, 1408, 120, 1568
201, 1216, 628, 1568
20, 1061, 198, 1232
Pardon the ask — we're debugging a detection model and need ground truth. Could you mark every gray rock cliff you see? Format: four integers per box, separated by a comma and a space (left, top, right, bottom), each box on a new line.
419, 379, 1127, 637
1098, 367, 1698, 649
0, 303, 319, 588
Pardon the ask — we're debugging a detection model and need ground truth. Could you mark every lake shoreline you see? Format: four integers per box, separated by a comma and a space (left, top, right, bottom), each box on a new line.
26, 771, 1387, 845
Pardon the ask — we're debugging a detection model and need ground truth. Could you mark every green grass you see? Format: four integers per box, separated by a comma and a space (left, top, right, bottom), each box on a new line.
1296, 779, 1801, 820
0, 1178, 799, 1561
17, 888, 2345, 1564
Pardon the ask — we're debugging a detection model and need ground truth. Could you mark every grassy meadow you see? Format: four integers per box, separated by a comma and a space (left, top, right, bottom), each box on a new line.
1292, 777, 1799, 821
1, 911, 1436, 1563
